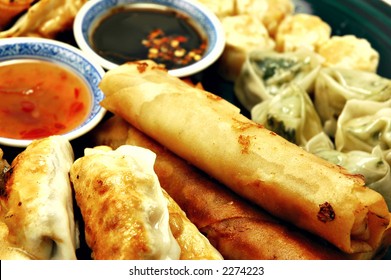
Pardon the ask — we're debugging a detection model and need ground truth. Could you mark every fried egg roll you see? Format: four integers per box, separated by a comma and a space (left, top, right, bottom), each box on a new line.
99, 60, 390, 254
93, 115, 352, 259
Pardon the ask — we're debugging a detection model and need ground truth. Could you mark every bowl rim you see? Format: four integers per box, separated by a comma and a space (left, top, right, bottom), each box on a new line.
0, 37, 107, 148
73, 0, 226, 77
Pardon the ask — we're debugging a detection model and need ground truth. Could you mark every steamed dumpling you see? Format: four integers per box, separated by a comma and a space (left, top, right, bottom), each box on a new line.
275, 13, 331, 52
262, 0, 295, 38
314, 67, 391, 136
306, 132, 391, 210
218, 14, 275, 82
317, 35, 379, 72
194, 0, 235, 19
195, 0, 269, 20
234, 0, 269, 19
234, 49, 323, 111
251, 84, 323, 146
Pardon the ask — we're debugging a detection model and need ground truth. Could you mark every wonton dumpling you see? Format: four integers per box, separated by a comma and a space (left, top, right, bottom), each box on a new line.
234, 49, 323, 111
335, 99, 391, 159
251, 84, 323, 146
314, 67, 391, 136
218, 14, 275, 82
317, 35, 379, 73
275, 13, 331, 52
306, 132, 391, 210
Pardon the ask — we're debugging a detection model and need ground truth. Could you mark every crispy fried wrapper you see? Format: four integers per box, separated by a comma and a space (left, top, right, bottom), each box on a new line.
0, 136, 79, 260
92, 115, 391, 259
99, 61, 390, 255
0, 0, 86, 38
70, 144, 222, 260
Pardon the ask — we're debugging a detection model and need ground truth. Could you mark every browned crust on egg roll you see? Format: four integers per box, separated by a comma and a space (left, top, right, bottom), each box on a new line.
99, 61, 390, 254
93, 115, 354, 260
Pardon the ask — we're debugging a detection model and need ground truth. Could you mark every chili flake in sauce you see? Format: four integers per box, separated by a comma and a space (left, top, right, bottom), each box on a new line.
91, 7, 207, 70
142, 28, 206, 67
0, 59, 91, 140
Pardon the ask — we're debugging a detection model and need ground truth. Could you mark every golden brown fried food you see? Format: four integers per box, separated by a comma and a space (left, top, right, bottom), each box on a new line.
98, 60, 390, 255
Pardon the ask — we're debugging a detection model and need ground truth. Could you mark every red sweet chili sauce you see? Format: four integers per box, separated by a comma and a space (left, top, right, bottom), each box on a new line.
0, 59, 91, 140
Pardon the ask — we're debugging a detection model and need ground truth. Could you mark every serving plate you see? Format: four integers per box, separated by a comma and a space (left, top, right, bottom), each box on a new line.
0, 0, 390, 260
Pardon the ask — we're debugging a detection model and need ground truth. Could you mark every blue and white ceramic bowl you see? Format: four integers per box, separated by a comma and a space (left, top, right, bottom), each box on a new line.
73, 0, 225, 77
0, 37, 106, 148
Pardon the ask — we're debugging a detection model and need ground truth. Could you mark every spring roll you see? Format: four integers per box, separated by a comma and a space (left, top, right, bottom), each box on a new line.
93, 115, 353, 259
0, 136, 78, 260
70, 145, 222, 260
99, 60, 390, 254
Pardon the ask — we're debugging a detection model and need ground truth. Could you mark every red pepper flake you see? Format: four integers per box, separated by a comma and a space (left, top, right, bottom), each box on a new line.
20, 128, 51, 139
54, 122, 66, 130
317, 202, 335, 223
60, 71, 68, 81
74, 87, 80, 99
69, 102, 84, 115
141, 28, 206, 68
20, 101, 35, 113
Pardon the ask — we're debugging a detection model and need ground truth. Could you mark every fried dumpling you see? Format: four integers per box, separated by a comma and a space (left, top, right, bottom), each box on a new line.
234, 49, 323, 111
70, 145, 181, 260
0, 136, 78, 260
251, 84, 323, 146
314, 67, 391, 136
317, 35, 379, 72
0, 0, 35, 31
306, 132, 391, 210
0, 148, 10, 191
0, 0, 86, 38
99, 60, 390, 254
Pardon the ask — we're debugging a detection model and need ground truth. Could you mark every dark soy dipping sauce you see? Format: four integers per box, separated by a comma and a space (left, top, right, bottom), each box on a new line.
91, 6, 207, 70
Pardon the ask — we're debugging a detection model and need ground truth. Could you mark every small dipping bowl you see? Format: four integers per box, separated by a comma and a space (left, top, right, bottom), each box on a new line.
73, 0, 225, 77
0, 37, 106, 148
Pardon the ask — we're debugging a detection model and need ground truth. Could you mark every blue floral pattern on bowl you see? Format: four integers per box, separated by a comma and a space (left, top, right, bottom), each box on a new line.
74, 0, 225, 77
0, 37, 106, 147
